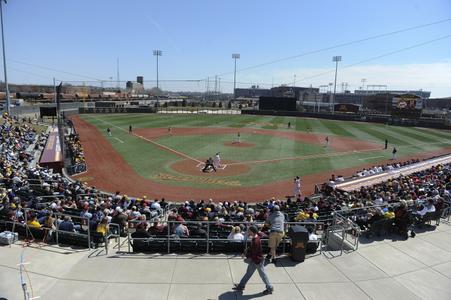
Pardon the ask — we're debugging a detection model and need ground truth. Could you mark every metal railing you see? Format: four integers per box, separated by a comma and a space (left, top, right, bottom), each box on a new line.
126, 220, 324, 254
1, 208, 93, 250
104, 223, 121, 254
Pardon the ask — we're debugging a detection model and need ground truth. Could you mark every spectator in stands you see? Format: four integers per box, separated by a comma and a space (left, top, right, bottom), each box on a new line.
228, 226, 245, 241
149, 221, 166, 235
191, 224, 207, 238
112, 207, 128, 235
96, 217, 109, 237
265, 205, 285, 264
383, 207, 395, 219
174, 221, 189, 238
59, 216, 76, 232
307, 226, 318, 241
27, 215, 42, 228
131, 222, 151, 252
43, 213, 56, 230
131, 223, 151, 239
425, 199, 436, 213
233, 226, 273, 295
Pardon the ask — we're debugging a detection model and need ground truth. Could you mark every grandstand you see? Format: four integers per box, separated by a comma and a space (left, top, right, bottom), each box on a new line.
1, 2, 451, 299
1, 110, 451, 299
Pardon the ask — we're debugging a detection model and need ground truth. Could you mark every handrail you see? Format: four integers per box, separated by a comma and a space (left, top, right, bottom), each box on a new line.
22, 208, 92, 250
126, 220, 324, 254
104, 223, 121, 254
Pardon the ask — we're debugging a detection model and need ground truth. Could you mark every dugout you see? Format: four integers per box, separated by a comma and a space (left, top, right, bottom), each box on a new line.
259, 96, 296, 111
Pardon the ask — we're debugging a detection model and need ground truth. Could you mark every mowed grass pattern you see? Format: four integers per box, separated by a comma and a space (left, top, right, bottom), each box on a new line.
81, 114, 451, 188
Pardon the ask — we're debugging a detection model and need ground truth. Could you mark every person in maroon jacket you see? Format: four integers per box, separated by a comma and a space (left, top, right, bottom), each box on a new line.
233, 226, 273, 295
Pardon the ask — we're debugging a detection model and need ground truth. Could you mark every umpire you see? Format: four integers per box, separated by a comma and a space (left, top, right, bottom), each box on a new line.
265, 205, 285, 264
202, 157, 216, 172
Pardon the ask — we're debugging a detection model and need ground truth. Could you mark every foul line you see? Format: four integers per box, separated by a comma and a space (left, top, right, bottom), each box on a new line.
227, 148, 383, 166
358, 155, 385, 161
112, 137, 124, 144
89, 116, 203, 164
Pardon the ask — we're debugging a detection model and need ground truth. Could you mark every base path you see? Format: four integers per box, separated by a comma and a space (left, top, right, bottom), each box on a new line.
133, 127, 381, 152
70, 115, 451, 202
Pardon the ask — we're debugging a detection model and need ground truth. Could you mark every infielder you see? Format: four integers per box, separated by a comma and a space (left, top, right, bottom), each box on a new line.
237, 131, 241, 143
107, 127, 112, 136
325, 136, 329, 148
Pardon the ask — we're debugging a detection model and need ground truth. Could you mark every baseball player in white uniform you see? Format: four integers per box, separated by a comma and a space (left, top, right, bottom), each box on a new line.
213, 152, 221, 169
294, 176, 301, 198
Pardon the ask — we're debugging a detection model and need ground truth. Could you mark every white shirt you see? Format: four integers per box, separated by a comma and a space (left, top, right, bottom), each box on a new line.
228, 232, 244, 241
151, 202, 161, 210
374, 197, 383, 206
309, 233, 318, 241
295, 179, 301, 189
417, 206, 429, 216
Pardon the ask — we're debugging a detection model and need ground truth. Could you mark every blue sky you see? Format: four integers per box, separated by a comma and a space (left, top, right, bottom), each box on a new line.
3, 0, 451, 96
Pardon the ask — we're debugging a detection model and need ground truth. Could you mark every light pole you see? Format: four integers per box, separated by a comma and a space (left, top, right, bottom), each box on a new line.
0, 0, 10, 114
361, 78, 367, 92
232, 53, 240, 100
332, 55, 342, 114
153, 50, 162, 106
153, 50, 162, 90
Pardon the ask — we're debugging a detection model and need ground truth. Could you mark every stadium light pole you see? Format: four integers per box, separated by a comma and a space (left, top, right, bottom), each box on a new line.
153, 50, 162, 106
0, 0, 10, 115
332, 56, 342, 114
232, 53, 240, 100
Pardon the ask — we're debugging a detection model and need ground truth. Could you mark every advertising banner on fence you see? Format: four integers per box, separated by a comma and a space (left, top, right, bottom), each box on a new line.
79, 107, 156, 114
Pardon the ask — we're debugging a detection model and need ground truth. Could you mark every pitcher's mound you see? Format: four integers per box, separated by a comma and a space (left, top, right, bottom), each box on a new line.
224, 141, 255, 148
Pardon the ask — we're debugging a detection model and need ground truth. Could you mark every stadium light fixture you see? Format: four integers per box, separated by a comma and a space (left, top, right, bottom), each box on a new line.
0, 0, 10, 114
232, 53, 240, 100
153, 50, 162, 106
332, 55, 342, 114
153, 50, 162, 90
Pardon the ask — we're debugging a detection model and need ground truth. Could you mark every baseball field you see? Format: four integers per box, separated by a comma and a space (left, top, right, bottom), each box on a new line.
71, 113, 451, 201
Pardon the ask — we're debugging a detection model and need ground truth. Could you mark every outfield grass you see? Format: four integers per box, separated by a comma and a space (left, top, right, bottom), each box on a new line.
80, 114, 451, 188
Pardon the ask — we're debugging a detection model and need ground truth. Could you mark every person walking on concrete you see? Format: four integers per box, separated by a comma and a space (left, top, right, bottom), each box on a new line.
233, 226, 273, 295
265, 205, 285, 264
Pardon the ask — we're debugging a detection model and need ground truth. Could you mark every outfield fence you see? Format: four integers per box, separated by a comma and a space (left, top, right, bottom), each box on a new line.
157, 107, 241, 115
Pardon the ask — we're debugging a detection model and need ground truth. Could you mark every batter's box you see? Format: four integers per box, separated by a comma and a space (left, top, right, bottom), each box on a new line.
196, 162, 227, 170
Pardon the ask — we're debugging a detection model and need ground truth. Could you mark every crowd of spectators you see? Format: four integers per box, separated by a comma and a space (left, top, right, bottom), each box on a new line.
351, 159, 421, 178
65, 132, 86, 174
0, 113, 166, 245
324, 159, 423, 187
0, 113, 450, 250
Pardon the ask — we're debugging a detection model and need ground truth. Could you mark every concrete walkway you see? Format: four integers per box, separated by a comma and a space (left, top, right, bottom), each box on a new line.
1, 222, 451, 300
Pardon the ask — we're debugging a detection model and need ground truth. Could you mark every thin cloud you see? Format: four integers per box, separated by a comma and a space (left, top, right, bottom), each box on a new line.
238, 62, 451, 98
148, 17, 181, 53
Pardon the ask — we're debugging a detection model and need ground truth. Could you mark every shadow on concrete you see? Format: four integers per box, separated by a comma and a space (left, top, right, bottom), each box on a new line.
218, 290, 268, 299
